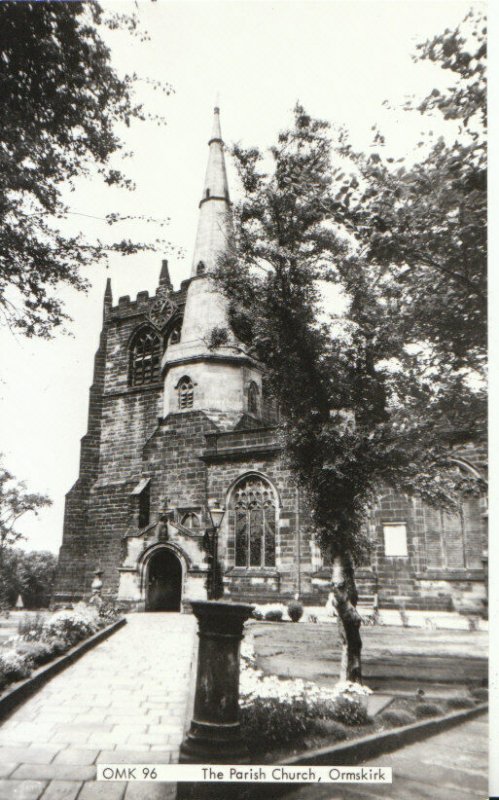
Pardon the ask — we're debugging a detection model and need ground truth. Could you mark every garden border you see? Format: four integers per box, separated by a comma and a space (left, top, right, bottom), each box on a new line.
0, 617, 126, 723
248, 702, 487, 798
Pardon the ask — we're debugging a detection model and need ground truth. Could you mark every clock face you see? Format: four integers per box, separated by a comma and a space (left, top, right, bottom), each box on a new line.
146, 293, 177, 331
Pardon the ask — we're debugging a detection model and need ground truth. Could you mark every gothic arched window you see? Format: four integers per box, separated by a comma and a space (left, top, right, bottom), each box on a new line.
130, 328, 161, 386
169, 323, 181, 345
197, 261, 206, 275
248, 382, 259, 416
177, 376, 194, 410
230, 475, 276, 568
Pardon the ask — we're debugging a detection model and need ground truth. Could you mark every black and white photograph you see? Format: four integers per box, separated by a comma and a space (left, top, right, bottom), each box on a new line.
0, 1, 490, 798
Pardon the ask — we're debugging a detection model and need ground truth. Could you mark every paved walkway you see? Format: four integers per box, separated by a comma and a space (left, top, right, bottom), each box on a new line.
288, 713, 488, 800
0, 613, 197, 800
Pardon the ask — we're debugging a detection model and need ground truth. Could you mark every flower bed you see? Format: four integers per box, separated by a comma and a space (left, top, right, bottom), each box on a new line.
239, 636, 373, 758
239, 635, 487, 761
0, 602, 121, 695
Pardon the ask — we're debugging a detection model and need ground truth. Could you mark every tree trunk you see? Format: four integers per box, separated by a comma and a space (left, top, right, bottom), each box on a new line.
331, 551, 362, 683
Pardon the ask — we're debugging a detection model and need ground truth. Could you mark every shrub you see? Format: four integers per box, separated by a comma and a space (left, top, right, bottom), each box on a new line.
98, 600, 121, 626
42, 605, 99, 646
15, 640, 55, 666
469, 687, 488, 702
446, 696, 476, 710
415, 702, 443, 719
0, 651, 32, 682
264, 610, 283, 622
18, 612, 46, 641
380, 709, 415, 728
287, 601, 304, 623
309, 718, 348, 740
241, 696, 309, 751
331, 696, 371, 726
252, 608, 264, 620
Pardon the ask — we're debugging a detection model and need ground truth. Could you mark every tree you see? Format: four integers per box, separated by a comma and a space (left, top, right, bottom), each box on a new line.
214, 88, 484, 680
333, 8, 486, 379
17, 551, 58, 609
0, 463, 51, 608
0, 1, 170, 337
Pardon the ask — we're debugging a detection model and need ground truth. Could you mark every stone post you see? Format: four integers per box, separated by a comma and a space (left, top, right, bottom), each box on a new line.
180, 600, 253, 762
177, 600, 254, 799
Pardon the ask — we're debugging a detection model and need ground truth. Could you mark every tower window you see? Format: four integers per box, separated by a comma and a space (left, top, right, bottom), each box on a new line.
178, 376, 194, 409
130, 328, 161, 386
197, 261, 206, 275
248, 381, 259, 416
230, 475, 276, 568
169, 323, 181, 345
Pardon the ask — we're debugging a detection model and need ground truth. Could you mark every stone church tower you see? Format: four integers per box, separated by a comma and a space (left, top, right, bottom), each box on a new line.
54, 108, 487, 615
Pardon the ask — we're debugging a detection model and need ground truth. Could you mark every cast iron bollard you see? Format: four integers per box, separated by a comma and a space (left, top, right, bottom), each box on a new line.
177, 600, 254, 799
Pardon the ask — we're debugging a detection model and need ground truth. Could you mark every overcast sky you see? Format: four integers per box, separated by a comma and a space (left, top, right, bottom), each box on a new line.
0, 0, 484, 554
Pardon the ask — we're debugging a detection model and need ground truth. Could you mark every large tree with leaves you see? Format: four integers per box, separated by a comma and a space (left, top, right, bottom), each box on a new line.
0, 463, 51, 608
335, 8, 486, 379
0, 1, 170, 337
214, 15, 485, 681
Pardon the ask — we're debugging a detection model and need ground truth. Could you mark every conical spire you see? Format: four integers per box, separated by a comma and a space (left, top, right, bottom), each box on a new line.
158, 258, 173, 291
103, 277, 112, 320
191, 106, 233, 276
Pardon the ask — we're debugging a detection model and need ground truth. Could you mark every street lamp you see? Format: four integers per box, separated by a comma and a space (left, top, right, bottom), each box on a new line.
205, 498, 226, 600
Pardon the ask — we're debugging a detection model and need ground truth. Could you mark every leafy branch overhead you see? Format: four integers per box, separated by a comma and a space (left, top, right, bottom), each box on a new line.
215, 10, 486, 564
0, 1, 172, 337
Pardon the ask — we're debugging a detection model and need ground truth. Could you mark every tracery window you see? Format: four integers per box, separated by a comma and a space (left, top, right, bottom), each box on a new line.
178, 376, 194, 409
231, 476, 276, 568
130, 328, 161, 386
247, 381, 259, 416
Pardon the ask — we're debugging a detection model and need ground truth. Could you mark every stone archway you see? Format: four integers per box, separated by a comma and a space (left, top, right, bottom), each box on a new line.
146, 548, 182, 611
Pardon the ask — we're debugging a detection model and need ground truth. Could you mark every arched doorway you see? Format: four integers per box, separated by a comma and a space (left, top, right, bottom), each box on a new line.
146, 549, 182, 611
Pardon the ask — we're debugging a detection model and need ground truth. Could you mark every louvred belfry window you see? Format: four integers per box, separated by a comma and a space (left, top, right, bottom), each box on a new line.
130, 329, 161, 386
231, 476, 276, 568
178, 376, 194, 409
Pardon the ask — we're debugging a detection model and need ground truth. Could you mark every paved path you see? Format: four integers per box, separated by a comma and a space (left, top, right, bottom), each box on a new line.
288, 713, 488, 800
0, 613, 196, 800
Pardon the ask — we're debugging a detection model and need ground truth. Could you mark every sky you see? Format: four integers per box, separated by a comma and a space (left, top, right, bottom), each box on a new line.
0, 0, 485, 554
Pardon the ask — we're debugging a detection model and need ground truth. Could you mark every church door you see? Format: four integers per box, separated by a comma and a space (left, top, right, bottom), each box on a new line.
146, 549, 182, 611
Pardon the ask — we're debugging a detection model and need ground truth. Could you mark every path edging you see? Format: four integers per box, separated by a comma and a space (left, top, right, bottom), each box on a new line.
0, 617, 126, 723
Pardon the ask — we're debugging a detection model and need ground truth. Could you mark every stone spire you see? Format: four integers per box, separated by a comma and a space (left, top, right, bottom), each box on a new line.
103, 277, 112, 320
158, 258, 173, 291
190, 106, 233, 276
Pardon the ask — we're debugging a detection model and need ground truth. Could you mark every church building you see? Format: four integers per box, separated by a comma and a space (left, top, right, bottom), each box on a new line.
54, 108, 488, 616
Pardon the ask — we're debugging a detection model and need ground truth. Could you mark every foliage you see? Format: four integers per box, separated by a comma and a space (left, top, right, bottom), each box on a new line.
41, 604, 100, 646
380, 708, 415, 727
0, 650, 32, 682
415, 702, 444, 719
0, 1, 171, 337
287, 600, 304, 622
18, 612, 46, 641
446, 696, 475, 710
15, 639, 59, 667
469, 686, 488, 702
264, 609, 283, 622
16, 551, 57, 609
0, 463, 51, 607
240, 696, 309, 751
330, 696, 371, 726
214, 12, 486, 681
97, 600, 122, 625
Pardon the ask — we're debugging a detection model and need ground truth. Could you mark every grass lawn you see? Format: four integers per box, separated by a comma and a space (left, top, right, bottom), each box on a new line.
249, 621, 488, 694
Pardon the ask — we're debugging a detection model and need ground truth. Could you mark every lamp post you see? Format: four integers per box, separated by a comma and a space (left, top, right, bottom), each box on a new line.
205, 498, 225, 600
